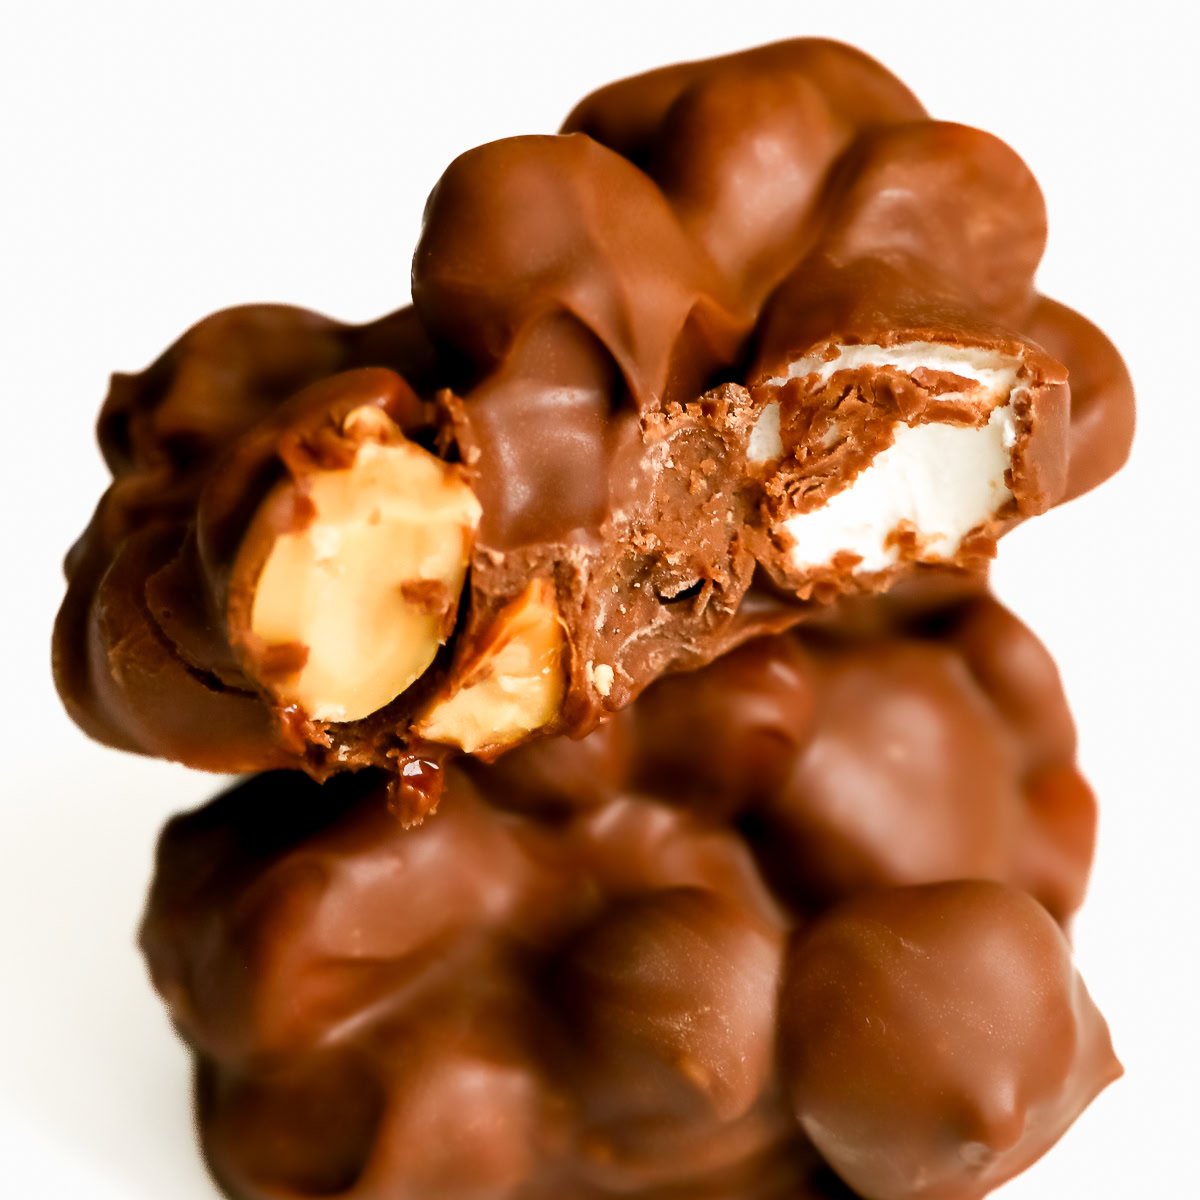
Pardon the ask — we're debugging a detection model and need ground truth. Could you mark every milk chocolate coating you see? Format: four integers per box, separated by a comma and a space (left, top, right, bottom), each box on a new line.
141, 768, 814, 1200
503, 590, 1095, 925
563, 39, 927, 312
55, 38, 1133, 784
411, 133, 780, 736
781, 882, 1121, 1200
570, 43, 1129, 588
740, 127, 1068, 597
745, 594, 1095, 923
53, 307, 439, 772
52, 301, 793, 785
142, 756, 1114, 1198
1025, 296, 1135, 501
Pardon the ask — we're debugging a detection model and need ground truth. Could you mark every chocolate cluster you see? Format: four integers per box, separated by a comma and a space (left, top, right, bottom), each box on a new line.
53, 39, 1133, 793
142, 593, 1119, 1200
53, 36, 1133, 1200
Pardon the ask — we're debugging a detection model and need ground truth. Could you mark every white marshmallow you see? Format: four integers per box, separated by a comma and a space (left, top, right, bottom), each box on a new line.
747, 400, 783, 462
783, 405, 1017, 573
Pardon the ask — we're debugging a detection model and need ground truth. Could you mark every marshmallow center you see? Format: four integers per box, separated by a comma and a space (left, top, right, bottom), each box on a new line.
749, 342, 1024, 574
747, 400, 783, 461
784, 405, 1016, 573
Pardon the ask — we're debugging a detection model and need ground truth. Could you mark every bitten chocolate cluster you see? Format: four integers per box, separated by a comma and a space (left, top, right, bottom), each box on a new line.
53, 39, 1132, 796
56, 37, 1132, 1200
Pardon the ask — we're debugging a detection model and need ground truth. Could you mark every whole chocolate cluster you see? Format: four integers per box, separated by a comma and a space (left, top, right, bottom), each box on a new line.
58, 38, 1133, 1200
142, 593, 1118, 1200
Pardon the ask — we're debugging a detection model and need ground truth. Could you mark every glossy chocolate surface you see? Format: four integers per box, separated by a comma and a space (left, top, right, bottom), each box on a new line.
499, 590, 1095, 925
782, 882, 1120, 1199
54, 39, 1133, 784
142, 769, 803, 1200
50, 35, 1130, 1200
141, 712, 1114, 1199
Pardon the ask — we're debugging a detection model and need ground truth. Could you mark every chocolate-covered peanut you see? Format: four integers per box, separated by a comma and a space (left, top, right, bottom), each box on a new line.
781, 882, 1121, 1200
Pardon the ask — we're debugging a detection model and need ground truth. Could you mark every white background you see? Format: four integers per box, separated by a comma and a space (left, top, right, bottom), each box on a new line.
1, 2, 1196, 1196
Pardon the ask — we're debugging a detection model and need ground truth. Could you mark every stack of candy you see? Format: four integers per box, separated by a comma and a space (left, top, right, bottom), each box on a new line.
54, 39, 1133, 1200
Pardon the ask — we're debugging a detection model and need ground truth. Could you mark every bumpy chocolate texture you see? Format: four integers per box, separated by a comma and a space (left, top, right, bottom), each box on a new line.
140, 591, 1117, 1200
54, 39, 1134, 786
497, 589, 1097, 926
781, 882, 1120, 1200
142, 771, 814, 1200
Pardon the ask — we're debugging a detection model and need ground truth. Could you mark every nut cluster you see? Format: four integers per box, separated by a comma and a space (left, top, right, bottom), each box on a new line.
140, 591, 1120, 1200
50, 35, 1134, 1200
